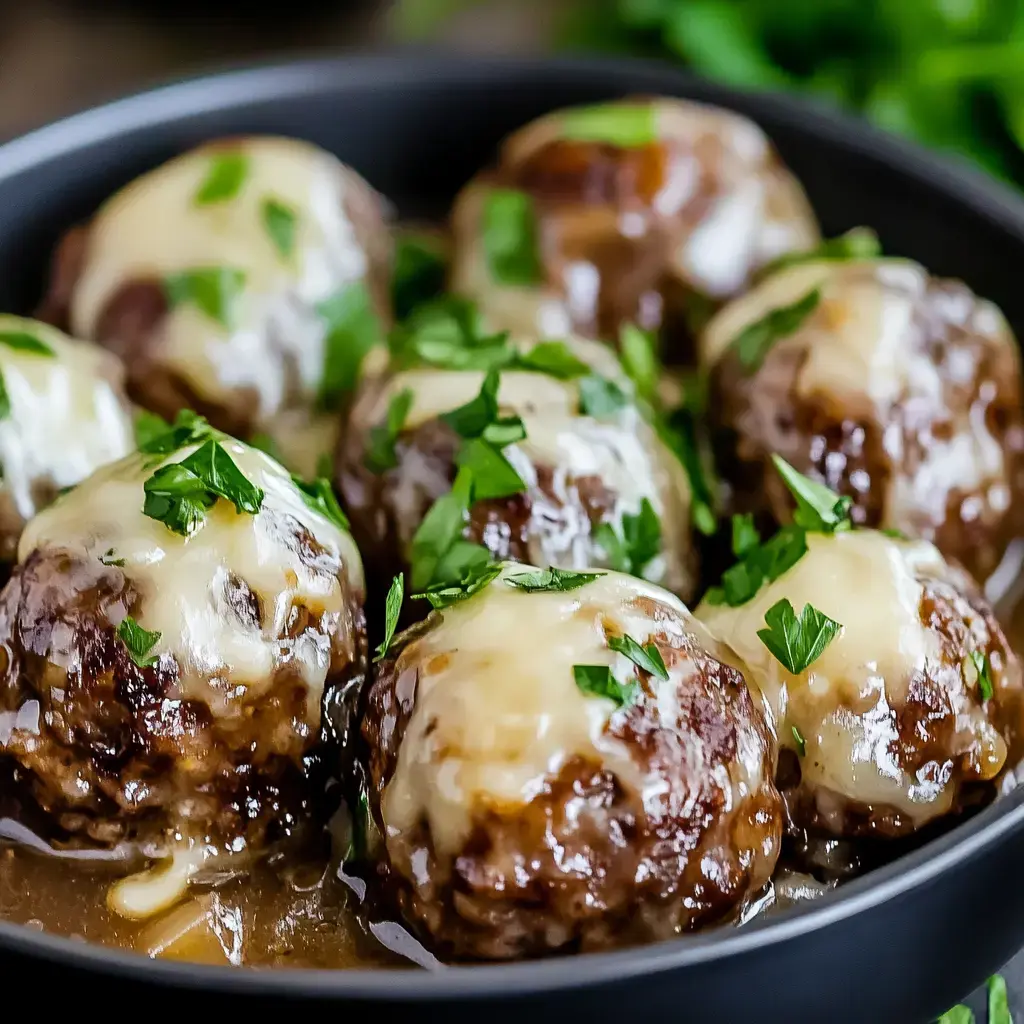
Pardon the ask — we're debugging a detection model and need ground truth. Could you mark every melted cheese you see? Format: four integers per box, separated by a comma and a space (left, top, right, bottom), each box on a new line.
697, 531, 995, 823
69, 137, 386, 467
383, 564, 714, 854
19, 439, 363, 713
0, 316, 133, 528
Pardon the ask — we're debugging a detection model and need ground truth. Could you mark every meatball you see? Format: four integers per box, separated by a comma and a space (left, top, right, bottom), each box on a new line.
336, 331, 698, 602
37, 136, 393, 477
0, 428, 366, 917
362, 563, 781, 959
700, 257, 1024, 582
0, 315, 134, 561
697, 528, 1024, 843
449, 97, 818, 358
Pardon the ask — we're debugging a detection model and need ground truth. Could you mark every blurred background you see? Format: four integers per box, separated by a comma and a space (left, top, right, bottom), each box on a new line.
6, 0, 1024, 191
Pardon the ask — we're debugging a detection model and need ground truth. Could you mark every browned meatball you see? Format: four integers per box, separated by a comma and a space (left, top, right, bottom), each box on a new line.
449, 97, 818, 360
698, 529, 1024, 844
361, 563, 781, 960
0, 434, 366, 917
701, 258, 1024, 583
36, 136, 393, 478
335, 332, 697, 603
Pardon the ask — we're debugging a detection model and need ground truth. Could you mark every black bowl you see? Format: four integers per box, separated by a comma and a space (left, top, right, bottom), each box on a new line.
2, 50, 1024, 1024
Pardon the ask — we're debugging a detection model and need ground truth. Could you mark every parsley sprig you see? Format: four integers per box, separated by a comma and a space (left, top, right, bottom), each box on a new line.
729, 287, 821, 372
413, 560, 503, 610
967, 650, 995, 702
505, 567, 604, 592
595, 498, 662, 578
482, 188, 542, 287
117, 615, 162, 668
573, 664, 638, 707
373, 573, 404, 663
758, 227, 881, 280
757, 598, 842, 675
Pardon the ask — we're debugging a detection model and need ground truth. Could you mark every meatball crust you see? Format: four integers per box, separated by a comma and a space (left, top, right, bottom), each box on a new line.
702, 258, 1024, 582
361, 564, 781, 960
0, 315, 134, 561
36, 136, 393, 478
336, 334, 697, 602
698, 529, 1024, 842
449, 97, 818, 356
0, 438, 366, 870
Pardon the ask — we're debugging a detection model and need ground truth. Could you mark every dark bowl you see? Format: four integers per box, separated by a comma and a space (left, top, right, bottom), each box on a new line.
2, 50, 1024, 1024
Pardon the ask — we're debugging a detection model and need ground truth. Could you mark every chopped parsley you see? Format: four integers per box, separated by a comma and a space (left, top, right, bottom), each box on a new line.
134, 409, 172, 450
704, 523, 807, 607
138, 408, 216, 456
0, 328, 55, 357
660, 405, 717, 537
143, 439, 264, 537
389, 297, 512, 372
760, 227, 881, 279
594, 498, 662, 578
316, 281, 384, 410
365, 388, 414, 473
560, 102, 658, 148
99, 548, 126, 567
164, 267, 247, 328
515, 340, 590, 380
392, 232, 447, 321
261, 197, 298, 260
292, 474, 349, 531
731, 513, 760, 559
373, 573, 404, 663
791, 724, 807, 757
455, 438, 526, 500
505, 567, 604, 592
608, 633, 669, 681
194, 151, 249, 205
0, 372, 10, 420
409, 466, 474, 592
730, 287, 820, 372
578, 374, 629, 417
440, 366, 504, 438
412, 560, 503, 610
968, 650, 995, 702
619, 323, 659, 405
936, 1007, 975, 1024
117, 615, 162, 668
988, 974, 1012, 1024
482, 188, 542, 287
757, 598, 842, 675
572, 664, 638, 707
772, 454, 852, 534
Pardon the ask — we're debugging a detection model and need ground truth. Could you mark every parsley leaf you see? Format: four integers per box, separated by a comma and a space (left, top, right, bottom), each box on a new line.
595, 498, 662, 577
134, 409, 171, 450
660, 405, 718, 537
390, 296, 512, 372
619, 323, 659, 404
164, 267, 246, 328
292, 474, 349, 531
366, 388, 413, 473
771, 454, 852, 534
704, 523, 807, 608
117, 615, 162, 668
505, 567, 604, 592
440, 367, 502, 437
573, 664, 638, 707
373, 573, 404, 663
988, 974, 1011, 1024
560, 102, 658, 148
760, 227, 881, 279
730, 287, 820, 372
430, 539, 493, 588
0, 329, 55, 357
757, 598, 842, 675
936, 1007, 975, 1024
99, 548, 126, 567
515, 340, 590, 380
194, 151, 248, 205
791, 724, 807, 757
732, 513, 760, 558
316, 281, 383, 410
410, 466, 473, 591
578, 374, 629, 417
968, 650, 995, 702
0, 371, 10, 420
413, 560, 502, 610
482, 188, 542, 286
481, 417, 526, 447
455, 438, 525, 500
608, 633, 669, 681
137, 408, 215, 455
181, 440, 263, 514
261, 197, 298, 260
392, 233, 447, 321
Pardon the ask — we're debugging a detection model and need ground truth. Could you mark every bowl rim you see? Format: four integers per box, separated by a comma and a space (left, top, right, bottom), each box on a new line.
3, 48, 1024, 997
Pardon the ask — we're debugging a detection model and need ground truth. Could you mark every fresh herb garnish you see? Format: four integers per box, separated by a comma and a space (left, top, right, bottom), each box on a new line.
619, 323, 658, 405
704, 524, 808, 607
249, 431, 282, 462
134, 410, 171, 450
572, 664, 638, 707
881, 527, 909, 540
732, 513, 760, 559
194, 152, 249, 205
117, 615, 162, 668
261, 197, 298, 259
292, 474, 350, 531
316, 281, 383, 410
0, 329, 55, 357
772, 454, 853, 534
760, 227, 882, 279
482, 188, 542, 287
988, 974, 1012, 1024
968, 650, 995, 702
409, 466, 474, 592
455, 438, 526, 500
560, 102, 658, 148
594, 498, 662, 578
515, 340, 591, 379
757, 598, 842, 675
440, 367, 503, 438
164, 267, 247, 328
936, 1005, 975, 1024
578, 374, 629, 417
137, 408, 215, 455
99, 548, 126, 567
791, 724, 807, 757
0, 371, 10, 420
373, 573, 404, 663
660, 400, 718, 537
366, 388, 414, 473
608, 633, 669, 681
412, 560, 503, 610
143, 440, 264, 536
389, 296, 512, 372
392, 233, 447, 321
730, 287, 820, 372
505, 567, 604, 592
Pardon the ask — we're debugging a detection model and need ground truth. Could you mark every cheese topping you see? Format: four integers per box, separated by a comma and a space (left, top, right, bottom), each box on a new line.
697, 531, 996, 823
19, 439, 363, 714
0, 315, 133, 529
383, 564, 713, 854
68, 136, 387, 466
